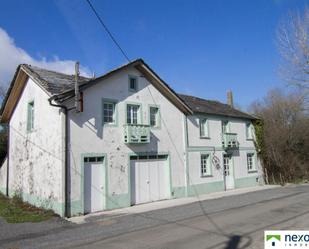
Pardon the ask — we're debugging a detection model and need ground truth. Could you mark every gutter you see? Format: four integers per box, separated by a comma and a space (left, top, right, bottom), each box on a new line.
48, 97, 69, 217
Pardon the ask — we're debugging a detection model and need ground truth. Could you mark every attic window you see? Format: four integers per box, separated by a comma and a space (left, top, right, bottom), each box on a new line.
128, 76, 138, 92
27, 101, 34, 132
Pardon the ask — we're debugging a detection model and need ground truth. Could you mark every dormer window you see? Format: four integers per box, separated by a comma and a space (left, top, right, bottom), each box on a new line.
128, 76, 138, 92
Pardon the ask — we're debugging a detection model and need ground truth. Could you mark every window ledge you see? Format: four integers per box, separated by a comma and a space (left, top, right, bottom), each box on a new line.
248, 170, 258, 173
103, 123, 117, 127
201, 175, 213, 178
200, 136, 211, 139
246, 138, 254, 141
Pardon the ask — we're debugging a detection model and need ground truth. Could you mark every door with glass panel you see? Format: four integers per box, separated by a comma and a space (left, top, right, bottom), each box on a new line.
223, 154, 235, 190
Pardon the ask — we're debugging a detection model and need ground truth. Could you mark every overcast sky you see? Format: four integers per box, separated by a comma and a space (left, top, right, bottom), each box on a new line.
0, 0, 307, 108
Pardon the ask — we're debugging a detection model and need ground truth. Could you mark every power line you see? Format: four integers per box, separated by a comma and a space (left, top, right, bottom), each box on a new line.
85, 0, 131, 62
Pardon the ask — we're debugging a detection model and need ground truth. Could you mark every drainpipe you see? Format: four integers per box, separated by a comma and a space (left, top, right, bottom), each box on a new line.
6, 124, 10, 197
48, 97, 69, 217
183, 115, 189, 197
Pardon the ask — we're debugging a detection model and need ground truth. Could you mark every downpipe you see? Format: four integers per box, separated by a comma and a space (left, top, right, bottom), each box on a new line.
48, 97, 69, 217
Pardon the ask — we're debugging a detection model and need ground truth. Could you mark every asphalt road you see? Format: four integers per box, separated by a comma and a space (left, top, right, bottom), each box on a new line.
1, 184, 309, 249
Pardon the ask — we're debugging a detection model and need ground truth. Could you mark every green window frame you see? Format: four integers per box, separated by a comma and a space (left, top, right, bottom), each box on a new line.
247, 153, 256, 172
222, 120, 230, 133
149, 105, 161, 129
246, 122, 253, 140
200, 153, 212, 177
102, 99, 118, 126
27, 101, 34, 132
199, 118, 209, 138
128, 75, 138, 92
126, 104, 141, 124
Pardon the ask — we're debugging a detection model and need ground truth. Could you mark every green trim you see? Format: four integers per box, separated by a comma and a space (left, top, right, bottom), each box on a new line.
187, 146, 256, 152
127, 152, 172, 205
125, 101, 143, 124
188, 114, 253, 122
78, 153, 108, 216
0, 186, 6, 195
222, 152, 235, 190
246, 122, 254, 140
148, 104, 161, 129
106, 193, 130, 210
200, 152, 213, 177
188, 181, 224, 196
222, 120, 231, 133
235, 176, 259, 188
27, 100, 34, 132
199, 117, 210, 138
246, 151, 257, 173
128, 75, 138, 92
102, 98, 118, 127
9, 190, 64, 217
172, 186, 186, 198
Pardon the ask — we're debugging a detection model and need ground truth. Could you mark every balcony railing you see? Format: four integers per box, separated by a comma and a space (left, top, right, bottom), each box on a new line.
124, 124, 150, 144
222, 133, 239, 149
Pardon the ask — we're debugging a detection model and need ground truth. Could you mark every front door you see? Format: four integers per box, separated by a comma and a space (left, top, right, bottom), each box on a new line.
223, 154, 235, 190
84, 156, 105, 213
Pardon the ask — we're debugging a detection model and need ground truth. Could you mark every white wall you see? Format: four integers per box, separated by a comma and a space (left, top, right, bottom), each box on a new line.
68, 66, 186, 213
186, 114, 262, 189
0, 157, 7, 194
8, 78, 64, 215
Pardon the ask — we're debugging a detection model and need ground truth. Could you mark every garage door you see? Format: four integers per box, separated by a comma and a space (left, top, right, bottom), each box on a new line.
130, 155, 170, 205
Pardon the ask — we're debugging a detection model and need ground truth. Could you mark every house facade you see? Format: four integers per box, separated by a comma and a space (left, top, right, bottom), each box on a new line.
0, 59, 263, 217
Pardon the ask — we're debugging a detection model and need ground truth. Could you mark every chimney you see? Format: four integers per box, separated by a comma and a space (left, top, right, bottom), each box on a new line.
227, 90, 234, 108
75, 62, 81, 112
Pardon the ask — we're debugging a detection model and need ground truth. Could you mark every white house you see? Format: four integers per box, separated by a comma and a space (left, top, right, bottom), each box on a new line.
0, 59, 263, 217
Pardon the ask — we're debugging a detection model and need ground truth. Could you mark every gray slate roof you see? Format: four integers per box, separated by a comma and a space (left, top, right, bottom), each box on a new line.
8, 63, 255, 120
22, 64, 90, 95
179, 94, 256, 120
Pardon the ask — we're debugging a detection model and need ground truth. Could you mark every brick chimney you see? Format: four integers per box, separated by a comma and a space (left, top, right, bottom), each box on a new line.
227, 90, 234, 108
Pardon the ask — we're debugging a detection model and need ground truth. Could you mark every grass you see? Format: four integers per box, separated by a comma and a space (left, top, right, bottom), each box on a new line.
0, 193, 56, 223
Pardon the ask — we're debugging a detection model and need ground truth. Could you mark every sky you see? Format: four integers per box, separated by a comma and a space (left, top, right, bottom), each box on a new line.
0, 0, 307, 109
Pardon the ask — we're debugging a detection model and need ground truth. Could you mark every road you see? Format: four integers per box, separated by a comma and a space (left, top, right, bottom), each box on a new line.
1, 184, 309, 249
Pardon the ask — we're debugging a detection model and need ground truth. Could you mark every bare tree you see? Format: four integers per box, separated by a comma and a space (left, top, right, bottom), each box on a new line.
277, 7, 309, 98
250, 89, 309, 183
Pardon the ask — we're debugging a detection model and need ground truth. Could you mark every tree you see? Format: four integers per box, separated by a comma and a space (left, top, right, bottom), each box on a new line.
250, 89, 309, 183
277, 7, 309, 102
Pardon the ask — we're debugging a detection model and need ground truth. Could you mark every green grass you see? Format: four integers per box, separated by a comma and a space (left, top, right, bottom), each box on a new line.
0, 193, 56, 223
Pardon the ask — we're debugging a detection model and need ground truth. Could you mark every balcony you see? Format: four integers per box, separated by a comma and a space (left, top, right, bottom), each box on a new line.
124, 124, 150, 144
222, 133, 239, 149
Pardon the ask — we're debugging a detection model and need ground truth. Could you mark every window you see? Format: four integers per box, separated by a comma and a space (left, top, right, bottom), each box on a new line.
247, 153, 255, 172
103, 101, 116, 124
127, 104, 140, 124
149, 106, 160, 128
27, 101, 34, 131
222, 120, 229, 133
200, 154, 211, 177
128, 76, 138, 91
246, 123, 253, 139
84, 156, 104, 163
200, 118, 209, 137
